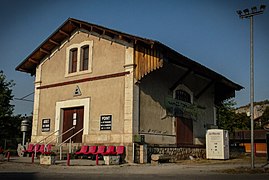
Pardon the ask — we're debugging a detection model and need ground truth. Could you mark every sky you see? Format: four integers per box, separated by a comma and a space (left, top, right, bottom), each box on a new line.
0, 0, 268, 115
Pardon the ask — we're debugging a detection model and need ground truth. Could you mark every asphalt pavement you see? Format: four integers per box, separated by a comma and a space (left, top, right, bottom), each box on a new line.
0, 155, 269, 180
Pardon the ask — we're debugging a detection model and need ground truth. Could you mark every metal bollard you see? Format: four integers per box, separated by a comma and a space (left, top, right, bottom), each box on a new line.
31, 153, 34, 163
96, 154, 98, 165
7, 151, 10, 162
67, 153, 70, 166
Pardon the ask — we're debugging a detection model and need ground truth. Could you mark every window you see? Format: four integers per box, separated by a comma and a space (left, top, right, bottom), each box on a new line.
175, 90, 191, 103
66, 41, 93, 77
69, 48, 78, 73
80, 45, 89, 71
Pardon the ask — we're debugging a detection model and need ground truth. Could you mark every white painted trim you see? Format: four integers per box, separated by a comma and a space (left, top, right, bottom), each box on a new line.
55, 98, 90, 139
65, 40, 93, 77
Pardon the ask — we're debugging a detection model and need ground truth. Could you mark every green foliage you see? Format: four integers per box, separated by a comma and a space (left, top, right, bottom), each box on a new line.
0, 70, 14, 118
217, 99, 235, 132
217, 98, 250, 133
0, 71, 28, 148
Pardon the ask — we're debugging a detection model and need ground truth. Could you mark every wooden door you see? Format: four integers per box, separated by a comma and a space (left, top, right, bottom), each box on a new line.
176, 117, 193, 145
62, 106, 84, 143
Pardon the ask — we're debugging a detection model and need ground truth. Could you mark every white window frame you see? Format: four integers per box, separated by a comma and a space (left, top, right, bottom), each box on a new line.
65, 41, 93, 77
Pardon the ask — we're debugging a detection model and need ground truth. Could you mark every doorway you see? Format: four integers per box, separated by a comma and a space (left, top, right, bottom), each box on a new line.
176, 117, 193, 145
62, 106, 84, 143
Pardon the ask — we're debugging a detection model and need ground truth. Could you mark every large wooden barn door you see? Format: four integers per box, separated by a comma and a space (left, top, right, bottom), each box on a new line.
62, 106, 84, 143
176, 117, 193, 145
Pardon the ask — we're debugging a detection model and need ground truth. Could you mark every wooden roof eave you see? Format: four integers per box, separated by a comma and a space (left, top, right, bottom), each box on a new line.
16, 17, 243, 93
15, 18, 76, 73
158, 43, 243, 91
16, 18, 158, 74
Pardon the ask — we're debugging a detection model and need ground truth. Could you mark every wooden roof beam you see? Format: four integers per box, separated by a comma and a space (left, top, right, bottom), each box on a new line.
49, 39, 60, 46
69, 20, 79, 28
91, 26, 103, 35
150, 42, 155, 49
29, 58, 39, 64
169, 69, 192, 91
195, 80, 215, 99
59, 30, 70, 37
40, 48, 50, 55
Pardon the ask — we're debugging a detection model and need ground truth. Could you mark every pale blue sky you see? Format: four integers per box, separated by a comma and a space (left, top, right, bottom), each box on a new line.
0, 0, 268, 115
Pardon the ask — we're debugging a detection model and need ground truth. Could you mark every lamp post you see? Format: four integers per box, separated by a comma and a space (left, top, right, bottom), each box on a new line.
237, 5, 266, 169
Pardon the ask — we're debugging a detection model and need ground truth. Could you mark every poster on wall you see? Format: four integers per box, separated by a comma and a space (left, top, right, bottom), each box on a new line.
42, 119, 50, 132
100, 115, 112, 130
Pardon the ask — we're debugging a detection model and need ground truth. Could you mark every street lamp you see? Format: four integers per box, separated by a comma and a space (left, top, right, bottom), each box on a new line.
237, 5, 266, 169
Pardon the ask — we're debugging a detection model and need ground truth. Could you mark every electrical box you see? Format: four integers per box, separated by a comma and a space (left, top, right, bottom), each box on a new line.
206, 129, 229, 160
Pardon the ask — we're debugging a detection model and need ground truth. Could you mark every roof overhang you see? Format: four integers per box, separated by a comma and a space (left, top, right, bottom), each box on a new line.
16, 18, 243, 94
15, 18, 156, 75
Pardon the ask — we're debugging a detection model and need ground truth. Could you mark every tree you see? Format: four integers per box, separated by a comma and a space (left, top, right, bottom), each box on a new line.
0, 71, 23, 148
0, 70, 14, 119
217, 99, 236, 133
217, 98, 250, 134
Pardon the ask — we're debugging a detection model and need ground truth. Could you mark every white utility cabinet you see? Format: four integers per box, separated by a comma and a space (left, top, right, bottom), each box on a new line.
206, 129, 229, 160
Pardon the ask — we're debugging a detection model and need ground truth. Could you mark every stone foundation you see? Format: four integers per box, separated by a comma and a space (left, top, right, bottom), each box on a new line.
135, 144, 206, 163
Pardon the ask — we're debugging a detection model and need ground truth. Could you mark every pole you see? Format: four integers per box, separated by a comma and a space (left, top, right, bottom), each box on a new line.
22, 132, 26, 146
96, 154, 99, 165
7, 151, 10, 162
31, 153, 35, 163
67, 153, 70, 166
250, 15, 255, 169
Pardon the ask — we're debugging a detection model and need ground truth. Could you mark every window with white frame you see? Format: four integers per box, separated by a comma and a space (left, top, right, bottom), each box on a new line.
66, 41, 93, 76
69, 48, 78, 73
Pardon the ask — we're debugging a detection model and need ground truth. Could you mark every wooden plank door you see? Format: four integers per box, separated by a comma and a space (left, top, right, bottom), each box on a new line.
62, 106, 84, 143
176, 117, 193, 145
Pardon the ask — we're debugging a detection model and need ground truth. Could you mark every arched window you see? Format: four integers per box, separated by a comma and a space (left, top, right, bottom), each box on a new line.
175, 89, 191, 103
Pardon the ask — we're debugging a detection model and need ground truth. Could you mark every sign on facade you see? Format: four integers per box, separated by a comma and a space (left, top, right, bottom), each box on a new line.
164, 97, 204, 119
100, 115, 112, 130
42, 119, 50, 132
73, 85, 82, 96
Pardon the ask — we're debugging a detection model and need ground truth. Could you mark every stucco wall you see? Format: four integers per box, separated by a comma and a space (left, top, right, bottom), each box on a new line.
139, 62, 215, 145
32, 31, 128, 145
41, 32, 125, 85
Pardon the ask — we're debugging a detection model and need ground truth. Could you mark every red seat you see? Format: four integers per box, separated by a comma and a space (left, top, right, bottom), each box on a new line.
116, 146, 125, 163
102, 146, 116, 156
93, 146, 106, 155
33, 144, 41, 153
75, 145, 89, 155
84, 146, 97, 155
22, 144, 34, 153
116, 146, 125, 155
36, 144, 52, 154
23, 144, 40, 155
93, 146, 106, 160
36, 144, 45, 154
